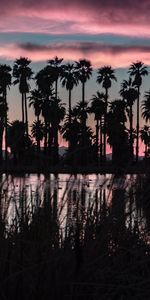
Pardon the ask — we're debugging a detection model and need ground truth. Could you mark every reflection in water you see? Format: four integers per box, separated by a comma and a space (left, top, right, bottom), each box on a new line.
0, 173, 150, 299
0, 173, 149, 241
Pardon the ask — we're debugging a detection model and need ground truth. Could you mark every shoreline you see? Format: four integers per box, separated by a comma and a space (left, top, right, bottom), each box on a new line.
0, 161, 149, 175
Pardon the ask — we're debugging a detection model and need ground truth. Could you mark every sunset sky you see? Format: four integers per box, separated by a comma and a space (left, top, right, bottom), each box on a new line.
0, 0, 150, 153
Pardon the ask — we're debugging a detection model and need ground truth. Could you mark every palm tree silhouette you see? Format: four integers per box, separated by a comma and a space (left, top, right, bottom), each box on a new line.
35, 68, 54, 153
7, 120, 32, 163
31, 120, 44, 155
0, 97, 6, 163
13, 57, 33, 135
75, 59, 92, 106
129, 61, 148, 162
47, 56, 63, 100
0, 64, 12, 162
61, 63, 78, 125
75, 59, 92, 165
50, 98, 66, 164
120, 78, 138, 161
140, 125, 150, 159
142, 90, 150, 123
107, 99, 128, 165
89, 92, 105, 164
29, 89, 43, 122
97, 66, 117, 162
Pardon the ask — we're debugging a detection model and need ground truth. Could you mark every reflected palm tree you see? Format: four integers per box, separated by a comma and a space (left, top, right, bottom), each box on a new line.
129, 61, 148, 162
97, 66, 117, 162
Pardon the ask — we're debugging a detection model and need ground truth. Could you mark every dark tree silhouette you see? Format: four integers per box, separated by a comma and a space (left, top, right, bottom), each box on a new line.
0, 97, 6, 163
47, 56, 63, 99
140, 125, 150, 159
142, 90, 150, 123
31, 120, 44, 155
13, 57, 33, 135
61, 63, 78, 125
97, 66, 117, 162
107, 99, 129, 165
35, 68, 54, 153
0, 64, 11, 162
120, 78, 138, 161
129, 61, 148, 162
8, 120, 32, 163
89, 92, 105, 164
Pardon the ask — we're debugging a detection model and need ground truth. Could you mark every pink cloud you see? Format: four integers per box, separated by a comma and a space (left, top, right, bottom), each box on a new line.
1, 42, 150, 68
0, 0, 150, 36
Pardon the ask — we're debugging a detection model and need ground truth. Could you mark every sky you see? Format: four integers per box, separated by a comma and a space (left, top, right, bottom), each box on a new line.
0, 0, 150, 153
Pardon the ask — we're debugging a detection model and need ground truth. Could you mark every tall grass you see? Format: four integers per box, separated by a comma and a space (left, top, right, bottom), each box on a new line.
0, 174, 149, 299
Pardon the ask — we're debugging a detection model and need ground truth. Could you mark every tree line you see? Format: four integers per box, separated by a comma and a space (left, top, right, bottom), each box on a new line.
0, 57, 150, 167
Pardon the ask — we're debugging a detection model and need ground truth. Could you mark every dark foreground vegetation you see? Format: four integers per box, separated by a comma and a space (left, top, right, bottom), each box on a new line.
0, 173, 150, 299
0, 57, 150, 170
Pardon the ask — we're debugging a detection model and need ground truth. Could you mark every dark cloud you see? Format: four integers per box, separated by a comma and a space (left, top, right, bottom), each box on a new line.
18, 41, 150, 55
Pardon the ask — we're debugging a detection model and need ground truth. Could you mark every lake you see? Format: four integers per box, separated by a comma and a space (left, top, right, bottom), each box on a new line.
0, 173, 149, 242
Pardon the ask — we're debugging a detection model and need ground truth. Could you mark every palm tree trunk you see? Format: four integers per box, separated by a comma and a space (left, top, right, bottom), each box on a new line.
44, 118, 48, 154
82, 82, 85, 105
0, 127, 3, 165
22, 93, 25, 124
96, 119, 99, 165
4, 91, 8, 164
37, 115, 40, 155
136, 86, 140, 162
82, 81, 86, 165
69, 89, 72, 125
55, 79, 58, 100
24, 93, 28, 136
104, 88, 108, 163
100, 116, 103, 164
53, 121, 59, 165
129, 105, 133, 161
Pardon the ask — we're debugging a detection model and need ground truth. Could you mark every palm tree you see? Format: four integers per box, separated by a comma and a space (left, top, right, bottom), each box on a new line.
13, 57, 33, 135
89, 92, 105, 164
61, 63, 78, 124
50, 98, 66, 164
97, 66, 117, 162
75, 59, 92, 106
29, 89, 43, 122
7, 120, 32, 163
35, 68, 54, 153
120, 78, 138, 161
107, 99, 129, 165
0, 64, 12, 162
61, 115, 81, 155
31, 120, 44, 154
129, 61, 148, 162
47, 56, 63, 99
142, 90, 150, 123
140, 125, 150, 159
0, 97, 6, 163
